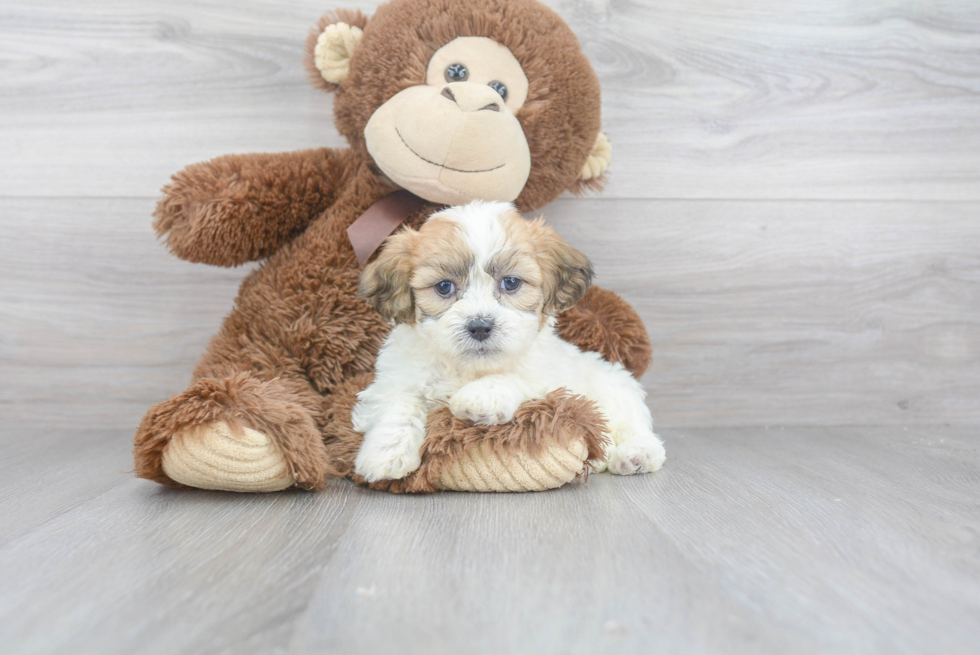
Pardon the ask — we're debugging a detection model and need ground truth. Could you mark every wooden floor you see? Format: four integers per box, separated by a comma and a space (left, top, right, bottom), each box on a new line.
1, 424, 978, 654
2, 0, 979, 653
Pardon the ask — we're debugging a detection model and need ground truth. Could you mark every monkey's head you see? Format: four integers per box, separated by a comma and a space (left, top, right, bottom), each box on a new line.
304, 0, 611, 212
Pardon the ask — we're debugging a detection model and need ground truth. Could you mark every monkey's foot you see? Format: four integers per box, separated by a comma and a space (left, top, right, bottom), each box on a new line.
161, 421, 296, 493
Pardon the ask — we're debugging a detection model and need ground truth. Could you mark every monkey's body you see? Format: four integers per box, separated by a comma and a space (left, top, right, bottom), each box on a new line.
133, 0, 654, 493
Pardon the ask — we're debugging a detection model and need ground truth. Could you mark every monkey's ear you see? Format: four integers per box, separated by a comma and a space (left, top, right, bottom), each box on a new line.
532, 220, 595, 316
358, 229, 416, 324
304, 10, 370, 91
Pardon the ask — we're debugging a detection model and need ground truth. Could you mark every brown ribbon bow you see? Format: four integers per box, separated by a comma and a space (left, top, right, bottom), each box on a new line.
347, 190, 428, 267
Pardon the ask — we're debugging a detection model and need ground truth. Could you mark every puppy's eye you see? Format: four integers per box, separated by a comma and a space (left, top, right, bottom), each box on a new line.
435, 280, 456, 297
500, 277, 522, 292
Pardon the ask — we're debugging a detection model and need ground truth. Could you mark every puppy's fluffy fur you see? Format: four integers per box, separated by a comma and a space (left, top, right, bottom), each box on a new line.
352, 201, 665, 482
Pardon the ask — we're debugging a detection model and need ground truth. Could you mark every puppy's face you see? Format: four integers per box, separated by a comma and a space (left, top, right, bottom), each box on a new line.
360, 201, 593, 371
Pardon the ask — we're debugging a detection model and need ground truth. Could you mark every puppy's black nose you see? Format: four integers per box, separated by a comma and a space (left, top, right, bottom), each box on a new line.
466, 317, 494, 341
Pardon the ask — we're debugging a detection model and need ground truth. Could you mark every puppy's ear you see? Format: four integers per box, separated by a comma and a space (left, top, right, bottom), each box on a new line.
533, 219, 595, 315
358, 229, 416, 323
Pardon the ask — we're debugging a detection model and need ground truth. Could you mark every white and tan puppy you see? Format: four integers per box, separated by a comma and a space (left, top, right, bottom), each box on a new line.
352, 201, 665, 483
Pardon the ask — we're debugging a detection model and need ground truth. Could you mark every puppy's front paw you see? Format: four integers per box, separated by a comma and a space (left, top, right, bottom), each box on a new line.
449, 380, 523, 426
605, 435, 666, 476
354, 428, 423, 482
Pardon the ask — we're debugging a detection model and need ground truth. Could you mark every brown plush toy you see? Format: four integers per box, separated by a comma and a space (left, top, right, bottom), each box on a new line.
133, 0, 652, 494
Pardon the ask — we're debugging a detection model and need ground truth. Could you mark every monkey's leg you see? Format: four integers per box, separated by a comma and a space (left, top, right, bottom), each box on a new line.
134, 370, 334, 492
133, 259, 389, 492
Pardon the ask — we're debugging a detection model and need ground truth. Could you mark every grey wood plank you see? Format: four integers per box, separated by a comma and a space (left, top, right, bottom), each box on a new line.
0, 428, 132, 545
1, 0, 978, 200
542, 198, 980, 427
0, 198, 255, 431
3, 197, 978, 428
0, 426, 977, 654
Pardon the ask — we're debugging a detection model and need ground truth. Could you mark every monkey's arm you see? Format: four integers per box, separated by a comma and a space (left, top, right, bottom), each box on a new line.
153, 148, 356, 267
557, 286, 653, 379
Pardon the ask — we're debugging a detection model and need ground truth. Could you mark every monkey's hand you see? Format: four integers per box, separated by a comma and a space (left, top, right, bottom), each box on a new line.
153, 147, 354, 266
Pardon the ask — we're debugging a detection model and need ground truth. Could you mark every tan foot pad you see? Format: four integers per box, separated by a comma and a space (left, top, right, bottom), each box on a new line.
435, 438, 590, 492
161, 421, 296, 493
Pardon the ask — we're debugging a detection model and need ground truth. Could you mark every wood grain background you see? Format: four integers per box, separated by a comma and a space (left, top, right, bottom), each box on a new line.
3, 198, 978, 428
4, 0, 980, 200
2, 0, 979, 427
2, 2, 980, 651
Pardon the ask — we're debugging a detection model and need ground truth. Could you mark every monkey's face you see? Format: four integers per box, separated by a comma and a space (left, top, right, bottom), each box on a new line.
306, 0, 611, 212
364, 37, 532, 205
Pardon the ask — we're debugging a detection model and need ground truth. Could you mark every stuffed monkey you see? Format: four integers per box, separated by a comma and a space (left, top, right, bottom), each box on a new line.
134, 0, 652, 493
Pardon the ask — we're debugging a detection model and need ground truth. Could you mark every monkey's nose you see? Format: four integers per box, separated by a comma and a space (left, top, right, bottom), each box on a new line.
441, 83, 504, 113
466, 317, 494, 341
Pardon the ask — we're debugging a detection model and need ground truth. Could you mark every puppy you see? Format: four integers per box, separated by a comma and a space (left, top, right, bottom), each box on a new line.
352, 201, 665, 482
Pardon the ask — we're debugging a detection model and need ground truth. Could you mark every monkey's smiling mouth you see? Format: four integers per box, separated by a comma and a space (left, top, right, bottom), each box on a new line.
395, 128, 506, 174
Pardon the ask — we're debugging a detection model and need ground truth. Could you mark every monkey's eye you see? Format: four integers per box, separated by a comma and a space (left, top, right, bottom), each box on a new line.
445, 63, 468, 82
500, 277, 522, 292
488, 80, 507, 100
435, 280, 456, 297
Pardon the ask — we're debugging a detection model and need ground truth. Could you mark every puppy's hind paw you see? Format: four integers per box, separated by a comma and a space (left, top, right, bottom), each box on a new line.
605, 439, 666, 476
